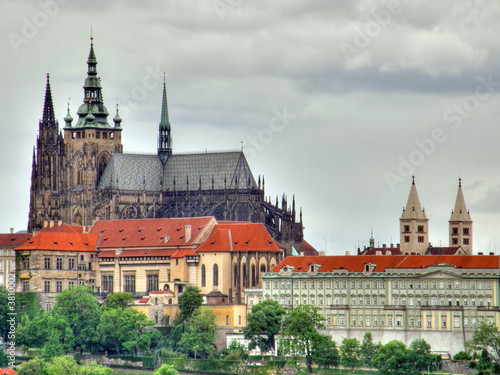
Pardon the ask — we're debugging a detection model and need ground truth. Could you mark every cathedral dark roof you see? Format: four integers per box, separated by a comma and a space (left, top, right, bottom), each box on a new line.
99, 151, 257, 192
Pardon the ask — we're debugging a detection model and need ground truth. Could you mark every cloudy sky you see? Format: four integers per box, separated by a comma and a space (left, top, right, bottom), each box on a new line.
2, 0, 500, 255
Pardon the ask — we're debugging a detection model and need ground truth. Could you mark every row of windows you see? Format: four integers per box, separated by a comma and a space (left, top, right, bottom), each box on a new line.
23, 255, 93, 271
329, 315, 481, 329
0, 250, 14, 256
33, 279, 88, 293
268, 280, 386, 291
393, 280, 492, 291
269, 294, 492, 308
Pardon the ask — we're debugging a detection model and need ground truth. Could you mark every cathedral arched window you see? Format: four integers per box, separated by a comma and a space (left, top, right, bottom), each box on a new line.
261, 264, 266, 274
201, 264, 206, 287
213, 264, 219, 287
237, 205, 248, 222
234, 264, 238, 286
97, 154, 108, 186
242, 264, 248, 288
251, 264, 256, 287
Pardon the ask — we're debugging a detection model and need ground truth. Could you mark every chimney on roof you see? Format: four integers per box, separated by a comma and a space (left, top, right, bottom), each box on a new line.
376, 250, 382, 256
164, 236, 170, 244
49, 220, 54, 228
10, 228, 14, 234
300, 252, 304, 256
490, 252, 494, 255
383, 244, 387, 248
58, 221, 62, 227
478, 252, 483, 255
44, 221, 48, 228
390, 243, 394, 248
345, 251, 350, 256
185, 225, 191, 243
319, 251, 325, 256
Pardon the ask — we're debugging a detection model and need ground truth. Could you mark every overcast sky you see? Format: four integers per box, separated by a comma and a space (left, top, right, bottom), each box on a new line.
2, 0, 500, 255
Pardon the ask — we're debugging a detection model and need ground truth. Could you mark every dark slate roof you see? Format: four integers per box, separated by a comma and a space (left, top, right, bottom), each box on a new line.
99, 151, 257, 192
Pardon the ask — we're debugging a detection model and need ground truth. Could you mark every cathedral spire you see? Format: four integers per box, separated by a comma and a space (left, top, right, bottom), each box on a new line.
158, 74, 172, 164
449, 178, 473, 254
42, 73, 56, 126
450, 178, 471, 221
400, 176, 429, 255
401, 176, 427, 220
75, 36, 111, 128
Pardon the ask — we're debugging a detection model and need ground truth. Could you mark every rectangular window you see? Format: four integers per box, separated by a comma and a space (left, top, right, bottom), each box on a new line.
359, 281, 363, 288
366, 317, 371, 327
417, 317, 422, 328
424, 281, 429, 289
56, 258, 63, 270
352, 317, 356, 327
342, 281, 347, 289
334, 281, 339, 289
479, 282, 484, 290
373, 296, 378, 305
310, 281, 315, 289
373, 317, 378, 327
447, 282, 452, 290
359, 297, 363, 306
326, 281, 331, 289
441, 317, 447, 328
294, 297, 299, 305
454, 317, 460, 328
351, 281, 356, 288
486, 282, 492, 290
418, 236, 424, 243
294, 281, 299, 289
366, 297, 370, 306
23, 258, 29, 270
303, 297, 307, 305
401, 281, 406, 289
409, 318, 414, 327
310, 297, 315, 305
472, 318, 476, 328
68, 281, 74, 290
427, 317, 432, 328
318, 281, 323, 289
68, 258, 75, 270
373, 281, 378, 289
471, 282, 476, 290
265, 281, 270, 290
22, 280, 29, 292
416, 281, 421, 289
359, 316, 363, 327
44, 280, 51, 292
124, 275, 136, 293
388, 317, 393, 327
102, 275, 113, 292
56, 281, 62, 293
318, 297, 323, 306
339, 316, 345, 327
464, 318, 469, 328
303, 281, 307, 289
381, 317, 385, 327
396, 316, 402, 327
147, 274, 159, 292
455, 281, 460, 289
418, 225, 424, 233
394, 281, 398, 289
44, 257, 51, 270
46, 303, 52, 311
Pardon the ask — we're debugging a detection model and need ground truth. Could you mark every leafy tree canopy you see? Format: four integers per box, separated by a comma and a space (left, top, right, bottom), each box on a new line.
53, 286, 101, 353
102, 293, 135, 311
279, 304, 325, 373
243, 299, 286, 353
154, 364, 179, 375
340, 337, 361, 373
311, 334, 340, 370
178, 306, 217, 359
16, 357, 48, 375
467, 320, 500, 366
177, 286, 203, 323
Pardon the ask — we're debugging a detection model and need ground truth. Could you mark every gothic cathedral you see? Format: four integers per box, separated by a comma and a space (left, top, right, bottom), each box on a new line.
28, 38, 304, 256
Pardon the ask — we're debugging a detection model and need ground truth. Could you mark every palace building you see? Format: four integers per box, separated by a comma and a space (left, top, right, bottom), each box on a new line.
263, 255, 500, 356
28, 37, 305, 257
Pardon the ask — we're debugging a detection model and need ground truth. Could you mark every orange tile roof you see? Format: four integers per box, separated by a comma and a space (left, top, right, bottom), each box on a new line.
0, 233, 32, 247
171, 248, 198, 258
197, 223, 282, 253
15, 232, 98, 252
138, 298, 149, 304
302, 239, 319, 256
270, 255, 500, 273
40, 222, 85, 233
0, 370, 17, 375
98, 250, 116, 258
90, 217, 213, 248
118, 249, 178, 258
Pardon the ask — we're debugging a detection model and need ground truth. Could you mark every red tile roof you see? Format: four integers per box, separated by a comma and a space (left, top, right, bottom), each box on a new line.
40, 222, 85, 233
271, 255, 500, 273
90, 217, 213, 248
302, 239, 319, 256
358, 247, 401, 256
171, 248, 198, 258
0, 369, 17, 375
97, 250, 117, 258
0, 233, 32, 247
138, 298, 149, 304
118, 249, 178, 258
197, 223, 282, 253
15, 232, 98, 252
150, 290, 174, 294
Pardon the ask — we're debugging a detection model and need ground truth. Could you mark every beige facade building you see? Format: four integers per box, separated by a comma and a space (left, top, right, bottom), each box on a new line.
0, 231, 32, 286
263, 255, 499, 356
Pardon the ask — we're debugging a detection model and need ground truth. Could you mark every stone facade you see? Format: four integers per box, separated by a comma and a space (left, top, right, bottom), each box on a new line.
0, 231, 32, 286
263, 255, 500, 356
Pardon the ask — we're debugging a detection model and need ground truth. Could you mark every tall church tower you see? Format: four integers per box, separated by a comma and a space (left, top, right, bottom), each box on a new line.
157, 77, 172, 164
61, 36, 123, 226
400, 176, 429, 254
28, 74, 65, 232
449, 178, 473, 254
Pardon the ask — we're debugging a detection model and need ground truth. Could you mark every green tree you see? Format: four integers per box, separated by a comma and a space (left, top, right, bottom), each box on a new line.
98, 308, 154, 354
340, 337, 361, 373
41, 330, 66, 360
221, 340, 248, 361
0, 285, 10, 342
16, 357, 48, 375
44, 355, 113, 375
407, 339, 440, 375
243, 299, 285, 353
101, 292, 134, 311
360, 332, 379, 374
53, 286, 101, 353
373, 340, 409, 375
311, 334, 340, 370
177, 286, 203, 323
154, 364, 179, 375
279, 304, 325, 373
178, 306, 217, 359
0, 347, 8, 368
467, 320, 500, 366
